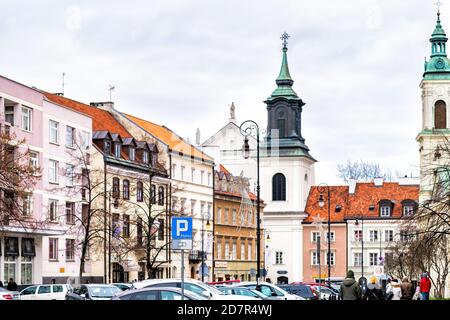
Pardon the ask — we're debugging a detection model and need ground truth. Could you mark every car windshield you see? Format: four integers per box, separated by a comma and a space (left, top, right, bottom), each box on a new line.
89, 286, 120, 298
195, 282, 224, 295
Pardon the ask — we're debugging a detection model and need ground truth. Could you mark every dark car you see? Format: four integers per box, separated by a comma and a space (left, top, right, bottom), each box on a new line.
277, 284, 315, 300
65, 284, 121, 300
112, 287, 209, 300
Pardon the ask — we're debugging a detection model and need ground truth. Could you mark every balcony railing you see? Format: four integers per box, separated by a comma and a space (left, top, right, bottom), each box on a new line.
189, 250, 207, 262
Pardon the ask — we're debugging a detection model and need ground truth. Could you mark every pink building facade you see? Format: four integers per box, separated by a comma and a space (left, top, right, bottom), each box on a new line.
0, 75, 92, 285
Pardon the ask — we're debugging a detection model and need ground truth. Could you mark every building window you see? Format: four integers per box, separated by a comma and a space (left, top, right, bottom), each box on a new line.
369, 253, 378, 266
180, 198, 187, 214
277, 118, 286, 138
181, 166, 185, 180
151, 184, 156, 204
189, 199, 196, 216
232, 242, 237, 260
66, 202, 75, 225
385, 230, 394, 242
49, 120, 59, 144
224, 208, 229, 224
354, 230, 363, 241
158, 219, 164, 240
311, 251, 320, 266
232, 209, 237, 224
22, 194, 33, 216
217, 208, 222, 224
4, 256, 16, 284
225, 243, 230, 260
272, 173, 286, 201
137, 217, 143, 247
137, 181, 143, 202
275, 251, 283, 265
435, 100, 447, 129
81, 131, 90, 150
5, 106, 14, 124
129, 147, 135, 161
311, 232, 320, 242
353, 253, 362, 266
248, 243, 252, 261
49, 160, 59, 183
49, 238, 58, 261
114, 143, 121, 158
240, 242, 245, 260
66, 164, 75, 187
112, 177, 120, 199
191, 168, 195, 182
104, 140, 111, 155
66, 126, 75, 148
123, 180, 130, 200
171, 197, 177, 212
21, 106, 32, 132
201, 171, 205, 184
112, 214, 120, 238
158, 186, 164, 205
142, 150, 149, 164
326, 252, 335, 265
217, 241, 222, 259
172, 164, 176, 179
208, 172, 211, 186
66, 239, 75, 261
403, 205, 414, 216
29, 151, 39, 174
123, 215, 130, 238
380, 206, 391, 217
326, 232, 335, 243
369, 230, 379, 242
49, 199, 58, 222
21, 256, 33, 284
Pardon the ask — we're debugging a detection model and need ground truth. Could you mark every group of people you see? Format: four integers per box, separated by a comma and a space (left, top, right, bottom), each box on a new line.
0, 278, 18, 291
339, 270, 433, 301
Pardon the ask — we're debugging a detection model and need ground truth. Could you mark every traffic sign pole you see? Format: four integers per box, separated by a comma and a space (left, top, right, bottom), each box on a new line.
181, 249, 184, 301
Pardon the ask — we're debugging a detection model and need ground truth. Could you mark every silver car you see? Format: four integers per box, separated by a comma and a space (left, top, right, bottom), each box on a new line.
0, 287, 20, 300
112, 287, 209, 300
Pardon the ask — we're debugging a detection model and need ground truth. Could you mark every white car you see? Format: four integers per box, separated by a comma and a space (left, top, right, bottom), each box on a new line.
0, 287, 20, 300
131, 279, 259, 300
236, 282, 304, 300
20, 284, 71, 300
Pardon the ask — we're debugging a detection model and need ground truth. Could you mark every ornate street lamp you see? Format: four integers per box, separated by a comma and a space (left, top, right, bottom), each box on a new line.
317, 184, 331, 286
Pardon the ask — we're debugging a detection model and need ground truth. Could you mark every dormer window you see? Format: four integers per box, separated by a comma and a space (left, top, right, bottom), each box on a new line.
129, 147, 135, 161
402, 200, 417, 217
151, 153, 158, 166
379, 200, 393, 217
114, 143, 121, 158
143, 150, 149, 164
104, 140, 111, 155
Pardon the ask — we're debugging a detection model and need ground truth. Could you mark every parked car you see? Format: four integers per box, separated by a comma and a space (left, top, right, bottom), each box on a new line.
218, 286, 273, 300
20, 284, 71, 300
112, 287, 209, 300
308, 285, 338, 300
65, 284, 121, 300
277, 284, 316, 300
131, 278, 258, 300
0, 287, 20, 300
111, 283, 132, 291
236, 282, 304, 300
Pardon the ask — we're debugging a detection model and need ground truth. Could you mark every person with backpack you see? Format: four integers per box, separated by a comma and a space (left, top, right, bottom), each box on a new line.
400, 277, 413, 300
366, 276, 383, 300
339, 270, 362, 300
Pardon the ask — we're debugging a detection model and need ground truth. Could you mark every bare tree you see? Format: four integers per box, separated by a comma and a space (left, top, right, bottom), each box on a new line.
337, 160, 399, 183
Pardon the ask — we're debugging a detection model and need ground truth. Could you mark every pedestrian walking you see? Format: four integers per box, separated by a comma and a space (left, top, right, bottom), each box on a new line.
366, 276, 383, 300
339, 270, 362, 300
6, 278, 18, 291
400, 277, 413, 300
390, 279, 402, 300
412, 286, 421, 300
419, 272, 432, 300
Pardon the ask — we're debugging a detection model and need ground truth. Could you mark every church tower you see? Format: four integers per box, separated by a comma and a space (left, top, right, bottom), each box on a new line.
417, 8, 450, 202
261, 33, 316, 283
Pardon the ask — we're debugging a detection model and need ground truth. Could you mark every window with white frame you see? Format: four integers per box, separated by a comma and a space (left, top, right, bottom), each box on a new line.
369, 230, 379, 242
217, 208, 222, 224
21, 106, 32, 132
326, 232, 335, 243
208, 172, 211, 186
180, 198, 187, 214
207, 203, 212, 218
385, 230, 394, 242
66, 164, 75, 187
232, 242, 237, 260
21, 256, 33, 284
49, 238, 58, 261
172, 164, 177, 179
353, 252, 363, 266
66, 126, 75, 148
49, 120, 59, 144
66, 239, 75, 261
241, 242, 245, 260
200, 202, 205, 217
49, 160, 58, 183
326, 252, 335, 265
369, 253, 378, 266
403, 205, 414, 216
311, 251, 320, 266
354, 230, 363, 241
248, 243, 252, 260
22, 194, 33, 216
66, 202, 75, 225
142, 150, 149, 164
217, 241, 222, 259
129, 147, 135, 161
380, 206, 391, 217
49, 199, 58, 222
311, 231, 320, 243
4, 256, 16, 284
191, 168, 195, 182
224, 208, 229, 224
225, 243, 230, 260
181, 166, 185, 180
30, 151, 38, 174
275, 251, 284, 265
114, 143, 121, 158
201, 171, 205, 185
232, 209, 237, 224
5, 106, 14, 124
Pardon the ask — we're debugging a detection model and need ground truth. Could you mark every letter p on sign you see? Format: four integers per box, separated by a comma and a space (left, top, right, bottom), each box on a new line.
171, 217, 192, 240
176, 220, 188, 237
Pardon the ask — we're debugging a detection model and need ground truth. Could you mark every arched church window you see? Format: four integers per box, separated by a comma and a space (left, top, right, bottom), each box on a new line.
435, 100, 447, 129
272, 173, 286, 201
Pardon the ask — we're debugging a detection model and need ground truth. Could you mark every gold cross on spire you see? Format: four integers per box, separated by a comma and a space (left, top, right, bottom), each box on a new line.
280, 32, 290, 49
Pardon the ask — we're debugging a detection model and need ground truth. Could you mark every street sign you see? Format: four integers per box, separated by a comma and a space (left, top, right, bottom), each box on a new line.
200, 262, 209, 276
374, 266, 384, 276
171, 217, 193, 250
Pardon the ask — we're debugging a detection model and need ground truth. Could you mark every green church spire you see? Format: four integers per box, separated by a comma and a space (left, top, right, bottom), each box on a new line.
424, 5, 450, 80
268, 32, 300, 101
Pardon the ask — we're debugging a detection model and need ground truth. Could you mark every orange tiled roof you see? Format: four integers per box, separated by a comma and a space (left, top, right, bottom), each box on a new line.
44, 92, 131, 138
304, 182, 419, 223
123, 113, 213, 161
219, 164, 231, 175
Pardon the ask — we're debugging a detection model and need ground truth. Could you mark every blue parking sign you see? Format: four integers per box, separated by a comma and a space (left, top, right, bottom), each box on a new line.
171, 217, 193, 240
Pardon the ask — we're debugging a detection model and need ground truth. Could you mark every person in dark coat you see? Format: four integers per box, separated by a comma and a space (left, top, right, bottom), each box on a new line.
400, 277, 413, 300
7, 278, 18, 291
339, 270, 362, 300
366, 276, 383, 300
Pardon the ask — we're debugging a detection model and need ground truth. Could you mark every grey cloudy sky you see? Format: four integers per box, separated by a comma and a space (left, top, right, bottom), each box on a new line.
0, 0, 441, 184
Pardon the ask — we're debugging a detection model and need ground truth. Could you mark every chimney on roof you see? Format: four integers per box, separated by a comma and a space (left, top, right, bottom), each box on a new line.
374, 177, 384, 187
54, 93, 64, 97
90, 101, 114, 110
349, 179, 357, 194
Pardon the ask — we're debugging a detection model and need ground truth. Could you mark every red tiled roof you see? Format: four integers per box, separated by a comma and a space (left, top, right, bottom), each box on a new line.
215, 190, 258, 201
304, 182, 419, 223
44, 92, 131, 138
219, 164, 230, 175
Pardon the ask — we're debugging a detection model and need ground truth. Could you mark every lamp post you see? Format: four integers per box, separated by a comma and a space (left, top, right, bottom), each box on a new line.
264, 230, 271, 281
355, 214, 364, 279
318, 184, 331, 286
201, 211, 211, 282
239, 120, 261, 284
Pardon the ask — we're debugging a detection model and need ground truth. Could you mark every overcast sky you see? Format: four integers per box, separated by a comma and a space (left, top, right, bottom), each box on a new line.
0, 0, 442, 184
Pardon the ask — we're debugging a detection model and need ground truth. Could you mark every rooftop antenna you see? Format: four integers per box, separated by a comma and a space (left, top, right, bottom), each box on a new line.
108, 85, 115, 101
62, 72, 66, 95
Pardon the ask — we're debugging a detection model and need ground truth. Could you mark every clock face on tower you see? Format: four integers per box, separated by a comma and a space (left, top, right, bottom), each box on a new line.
435, 58, 446, 70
